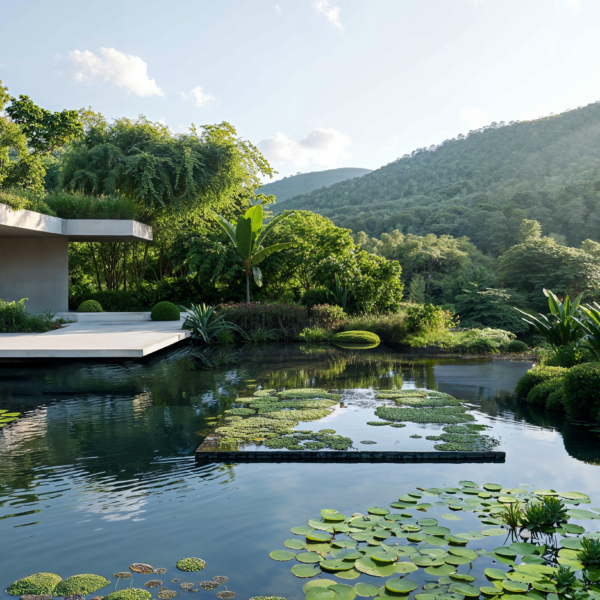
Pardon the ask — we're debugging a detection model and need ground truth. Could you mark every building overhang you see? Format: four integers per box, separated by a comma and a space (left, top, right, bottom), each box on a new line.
0, 203, 152, 242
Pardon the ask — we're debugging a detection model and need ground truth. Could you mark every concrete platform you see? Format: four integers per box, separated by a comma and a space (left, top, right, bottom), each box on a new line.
0, 319, 190, 359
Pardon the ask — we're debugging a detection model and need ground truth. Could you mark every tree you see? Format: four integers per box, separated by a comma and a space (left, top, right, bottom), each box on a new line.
498, 237, 600, 311
408, 274, 426, 304
518, 218, 542, 242
215, 205, 294, 302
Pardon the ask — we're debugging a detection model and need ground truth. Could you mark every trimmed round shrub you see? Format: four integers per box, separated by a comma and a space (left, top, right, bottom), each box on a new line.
7, 573, 62, 596
506, 340, 528, 353
105, 589, 151, 600
331, 330, 381, 345
546, 388, 566, 413
527, 378, 564, 406
151, 301, 180, 321
514, 366, 567, 399
77, 299, 103, 313
54, 575, 110, 596
563, 362, 600, 420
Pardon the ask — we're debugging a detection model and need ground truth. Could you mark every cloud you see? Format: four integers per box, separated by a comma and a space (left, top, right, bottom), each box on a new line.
68, 48, 163, 97
258, 128, 351, 168
275, 3, 282, 13
565, 0, 581, 12
459, 106, 491, 131
182, 86, 215, 107
313, 0, 344, 30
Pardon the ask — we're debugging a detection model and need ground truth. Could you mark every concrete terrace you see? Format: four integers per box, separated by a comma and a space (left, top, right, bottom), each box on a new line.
0, 317, 191, 359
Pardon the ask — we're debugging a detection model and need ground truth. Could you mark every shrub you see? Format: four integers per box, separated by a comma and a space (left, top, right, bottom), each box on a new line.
7, 573, 62, 596
546, 388, 566, 413
331, 330, 381, 344
299, 327, 333, 342
405, 303, 454, 335
310, 304, 347, 329
527, 378, 564, 406
405, 327, 514, 354
54, 575, 110, 596
506, 340, 528, 353
77, 299, 103, 313
343, 312, 407, 343
0, 298, 55, 333
514, 366, 567, 399
563, 363, 600, 420
301, 288, 330, 309
151, 301, 180, 321
0, 190, 56, 217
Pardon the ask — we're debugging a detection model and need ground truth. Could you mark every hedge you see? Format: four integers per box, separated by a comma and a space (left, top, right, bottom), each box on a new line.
527, 378, 564, 406
330, 330, 381, 345
151, 301, 180, 321
563, 362, 600, 420
514, 366, 567, 399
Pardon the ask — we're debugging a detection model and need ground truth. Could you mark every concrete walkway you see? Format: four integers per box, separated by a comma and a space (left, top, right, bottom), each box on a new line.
0, 319, 191, 359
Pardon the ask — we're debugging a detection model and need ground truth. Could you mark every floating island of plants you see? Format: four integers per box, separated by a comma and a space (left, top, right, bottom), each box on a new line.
0, 408, 22, 429
6, 558, 241, 600
269, 481, 600, 600
209, 388, 499, 452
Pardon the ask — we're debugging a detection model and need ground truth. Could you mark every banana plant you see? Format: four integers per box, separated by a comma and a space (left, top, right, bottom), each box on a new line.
576, 302, 600, 359
515, 289, 583, 348
215, 205, 294, 302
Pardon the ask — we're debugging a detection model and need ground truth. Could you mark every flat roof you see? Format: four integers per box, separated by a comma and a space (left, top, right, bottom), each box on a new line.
0, 202, 152, 242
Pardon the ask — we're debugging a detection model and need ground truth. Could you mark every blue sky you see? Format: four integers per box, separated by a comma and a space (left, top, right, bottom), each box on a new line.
0, 0, 598, 182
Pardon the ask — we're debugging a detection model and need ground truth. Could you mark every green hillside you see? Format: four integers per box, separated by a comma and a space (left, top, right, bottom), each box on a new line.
258, 167, 371, 202
276, 102, 600, 255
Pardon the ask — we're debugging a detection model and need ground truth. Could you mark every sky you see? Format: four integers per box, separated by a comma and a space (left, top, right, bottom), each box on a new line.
0, 0, 598, 182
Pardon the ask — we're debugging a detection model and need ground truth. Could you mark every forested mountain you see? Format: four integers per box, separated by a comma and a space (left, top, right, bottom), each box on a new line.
258, 167, 371, 202
276, 102, 600, 255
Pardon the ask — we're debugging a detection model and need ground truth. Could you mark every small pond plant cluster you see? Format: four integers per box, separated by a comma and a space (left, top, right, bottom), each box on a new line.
0, 408, 21, 428
209, 387, 499, 452
5, 558, 240, 600
269, 481, 600, 600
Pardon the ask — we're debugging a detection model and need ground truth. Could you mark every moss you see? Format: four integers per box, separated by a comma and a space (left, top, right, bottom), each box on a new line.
331, 330, 381, 345
514, 366, 567, 399
376, 391, 428, 398
54, 575, 110, 596
304, 441, 326, 450
394, 396, 463, 407
563, 362, 600, 420
527, 378, 564, 406
375, 405, 474, 424
77, 300, 103, 313
7, 573, 62, 596
277, 388, 341, 400
105, 590, 151, 600
176, 558, 206, 572
224, 408, 255, 416
151, 301, 180, 321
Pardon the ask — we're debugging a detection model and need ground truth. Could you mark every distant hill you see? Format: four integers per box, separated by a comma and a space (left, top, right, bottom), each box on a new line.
258, 168, 372, 202
276, 102, 600, 255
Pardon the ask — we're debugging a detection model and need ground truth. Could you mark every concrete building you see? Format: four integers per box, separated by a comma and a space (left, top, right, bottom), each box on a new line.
0, 202, 152, 313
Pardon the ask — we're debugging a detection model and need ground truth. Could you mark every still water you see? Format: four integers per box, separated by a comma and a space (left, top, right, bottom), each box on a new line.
0, 344, 599, 598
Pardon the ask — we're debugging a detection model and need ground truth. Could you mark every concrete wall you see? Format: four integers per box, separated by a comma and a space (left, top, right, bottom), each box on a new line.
0, 238, 69, 313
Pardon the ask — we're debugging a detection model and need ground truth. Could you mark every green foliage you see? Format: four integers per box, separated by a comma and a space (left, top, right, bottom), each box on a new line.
562, 362, 600, 420
7, 573, 62, 596
44, 191, 140, 220
330, 330, 380, 345
577, 302, 600, 360
77, 299, 103, 313
515, 366, 567, 399
181, 303, 244, 343
499, 236, 600, 311
527, 378, 565, 406
258, 167, 371, 201
546, 387, 565, 413
408, 273, 426, 304
578, 538, 600, 567
454, 284, 529, 335
404, 303, 455, 335
176, 557, 206, 571
0, 298, 55, 333
299, 327, 333, 342
151, 301, 180, 321
105, 589, 151, 600
301, 288, 331, 309
54, 575, 110, 596
0, 189, 56, 216
309, 304, 347, 329
506, 340, 528, 353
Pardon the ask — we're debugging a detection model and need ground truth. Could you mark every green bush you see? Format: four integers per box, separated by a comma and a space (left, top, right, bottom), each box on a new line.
405, 303, 454, 335
151, 301, 180, 321
104, 589, 151, 600
299, 327, 333, 342
7, 573, 62, 596
77, 299, 103, 312
527, 378, 564, 406
0, 298, 55, 333
0, 190, 56, 217
331, 330, 381, 344
546, 388, 566, 413
310, 304, 347, 329
301, 288, 330, 309
514, 366, 567, 399
506, 340, 528, 353
563, 362, 600, 420
343, 312, 407, 343
405, 327, 514, 354
54, 575, 110, 596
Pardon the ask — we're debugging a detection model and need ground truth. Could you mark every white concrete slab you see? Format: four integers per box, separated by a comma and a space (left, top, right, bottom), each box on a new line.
0, 319, 191, 358
54, 311, 190, 322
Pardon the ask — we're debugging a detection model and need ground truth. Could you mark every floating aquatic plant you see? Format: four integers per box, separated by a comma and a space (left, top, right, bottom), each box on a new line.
7, 573, 62, 596
153, 568, 167, 575
213, 576, 229, 585
105, 589, 151, 600
113, 573, 131, 580
157, 590, 177, 599
215, 591, 235, 600
179, 583, 194, 591
129, 564, 153, 575
144, 581, 163, 589
54, 575, 110, 596
176, 558, 206, 572
200, 582, 218, 590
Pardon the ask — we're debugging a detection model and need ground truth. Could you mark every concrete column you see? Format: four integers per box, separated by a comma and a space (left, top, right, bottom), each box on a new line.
0, 238, 69, 313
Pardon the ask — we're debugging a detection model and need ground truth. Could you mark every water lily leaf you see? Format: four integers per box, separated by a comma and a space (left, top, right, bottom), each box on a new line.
424, 535, 448, 546
445, 555, 473, 566
306, 589, 335, 600
285, 538, 306, 550
449, 548, 478, 560
423, 526, 451, 536
322, 512, 347, 522
560, 524, 585, 534
459, 481, 478, 488
390, 502, 410, 509
502, 581, 528, 593
370, 549, 397, 563
442, 514, 462, 521
425, 564, 456, 576
309, 519, 336, 532
494, 547, 517, 558
515, 565, 556, 577
354, 556, 396, 577
385, 578, 418, 593
482, 529, 506, 536
292, 525, 315, 535
354, 582, 381, 597
425, 488, 446, 495
509, 543, 538, 556
417, 503, 433, 511
369, 507, 390, 516
328, 583, 357, 600
415, 594, 438, 600
450, 574, 475, 583
567, 509, 598, 520
320, 559, 356, 571
485, 569, 508, 580
506, 573, 538, 584
446, 535, 469, 545
421, 548, 449, 558
409, 554, 436, 567
270, 550, 296, 561
291, 564, 321, 578
483, 484, 503, 492
392, 546, 416, 558
532, 581, 556, 593
333, 540, 358, 549
335, 568, 361, 580
560, 538, 583, 550
297, 552, 323, 563
559, 492, 590, 501
398, 495, 418, 504
303, 579, 337, 593
307, 531, 333, 542
479, 493, 492, 499
533, 490, 557, 496
481, 586, 503, 595
450, 584, 479, 597
307, 542, 332, 554
394, 562, 419, 574
419, 518, 439, 526
401, 524, 421, 532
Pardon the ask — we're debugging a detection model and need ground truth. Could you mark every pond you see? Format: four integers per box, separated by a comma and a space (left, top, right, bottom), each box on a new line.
1, 344, 599, 600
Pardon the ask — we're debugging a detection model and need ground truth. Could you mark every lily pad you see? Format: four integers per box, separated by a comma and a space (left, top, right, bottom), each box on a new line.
320, 559, 356, 571
354, 557, 396, 577
306, 590, 335, 600
532, 582, 556, 593
368, 507, 390, 516
354, 583, 381, 597
385, 579, 418, 593
423, 526, 451, 536
335, 568, 361, 580
425, 564, 456, 576
567, 509, 598, 520
450, 574, 476, 583
291, 564, 321, 578
502, 581, 528, 593
394, 562, 419, 574
559, 492, 590, 501
481, 587, 503, 595
445, 555, 473, 566
370, 549, 397, 563
485, 569, 508, 580
482, 528, 506, 536
285, 538, 306, 550
328, 583, 357, 600
442, 514, 462, 521
449, 548, 478, 560
483, 484, 503, 492
297, 552, 323, 563
292, 525, 315, 535
270, 550, 296, 561
304, 580, 337, 593
307, 531, 333, 542
450, 584, 479, 597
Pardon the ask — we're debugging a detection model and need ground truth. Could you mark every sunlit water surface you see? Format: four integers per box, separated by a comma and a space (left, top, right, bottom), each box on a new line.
1, 344, 599, 598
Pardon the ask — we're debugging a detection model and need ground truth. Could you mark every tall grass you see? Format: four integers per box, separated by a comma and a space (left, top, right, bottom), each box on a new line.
0, 299, 55, 333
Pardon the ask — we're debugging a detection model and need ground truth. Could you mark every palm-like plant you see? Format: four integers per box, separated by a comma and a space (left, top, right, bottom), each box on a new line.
180, 303, 245, 343
576, 302, 600, 360
330, 273, 351, 310
515, 289, 583, 348
215, 205, 295, 302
